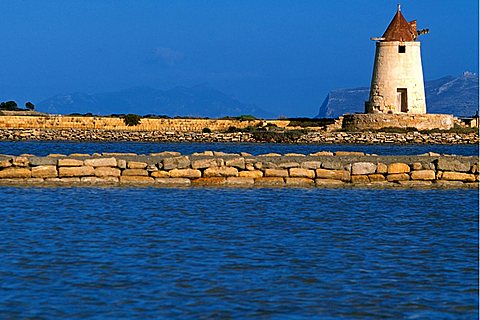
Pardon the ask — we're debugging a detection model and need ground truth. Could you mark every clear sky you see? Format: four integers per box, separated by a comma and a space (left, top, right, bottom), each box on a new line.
0, 0, 478, 116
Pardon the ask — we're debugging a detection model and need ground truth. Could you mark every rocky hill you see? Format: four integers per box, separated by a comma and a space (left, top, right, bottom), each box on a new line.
316, 72, 479, 118
38, 85, 274, 119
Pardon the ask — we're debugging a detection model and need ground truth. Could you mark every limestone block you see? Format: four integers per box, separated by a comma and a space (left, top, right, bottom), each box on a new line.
289, 168, 315, 179
94, 167, 121, 177
434, 181, 465, 188
410, 170, 435, 181
334, 151, 365, 156
225, 157, 245, 169
301, 161, 322, 169
13, 156, 29, 167
351, 162, 377, 175
310, 151, 334, 156
368, 174, 386, 182
254, 162, 263, 170
254, 177, 285, 186
245, 164, 255, 171
240, 152, 252, 157
351, 175, 370, 183
128, 161, 148, 169
387, 163, 410, 174
214, 151, 237, 156
81, 177, 119, 183
58, 158, 84, 167
258, 153, 281, 157
59, 166, 95, 177
84, 157, 117, 167
285, 178, 314, 187
28, 157, 57, 166
150, 151, 181, 157
436, 158, 471, 172
398, 181, 432, 187
155, 178, 191, 186
226, 177, 255, 186
315, 169, 350, 181
122, 169, 148, 176
239, 170, 263, 178
0, 159, 12, 168
163, 156, 190, 170
117, 159, 127, 169
48, 154, 66, 157
45, 177, 81, 183
191, 158, 219, 169
151, 171, 170, 178
315, 179, 345, 186
68, 153, 89, 157
412, 162, 423, 170
264, 169, 289, 177
0, 178, 28, 184
321, 161, 344, 170
31, 166, 58, 178
471, 164, 478, 174
386, 173, 410, 182
103, 152, 137, 156
376, 163, 388, 174
146, 164, 158, 172
284, 153, 305, 157
26, 178, 45, 183
120, 176, 154, 183
262, 162, 278, 169
169, 168, 202, 179
192, 151, 214, 156
465, 182, 479, 189
0, 168, 32, 178
278, 162, 300, 169
191, 177, 226, 186
204, 167, 238, 177
441, 172, 476, 182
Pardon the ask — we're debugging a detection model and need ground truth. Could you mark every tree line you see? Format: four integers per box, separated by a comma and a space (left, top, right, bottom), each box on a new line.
0, 101, 35, 111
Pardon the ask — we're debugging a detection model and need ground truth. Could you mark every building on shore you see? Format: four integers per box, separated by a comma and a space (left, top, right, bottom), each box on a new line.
340, 5, 458, 131
365, 4, 429, 114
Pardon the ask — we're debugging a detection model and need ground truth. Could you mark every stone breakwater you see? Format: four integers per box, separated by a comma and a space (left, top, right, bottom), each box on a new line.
0, 151, 478, 188
0, 129, 478, 144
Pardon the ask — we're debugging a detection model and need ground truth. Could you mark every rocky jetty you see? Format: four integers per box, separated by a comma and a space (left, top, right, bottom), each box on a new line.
0, 128, 478, 144
0, 151, 477, 188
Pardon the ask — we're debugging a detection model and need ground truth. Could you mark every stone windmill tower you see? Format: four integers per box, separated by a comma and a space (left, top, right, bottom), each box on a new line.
365, 5, 429, 114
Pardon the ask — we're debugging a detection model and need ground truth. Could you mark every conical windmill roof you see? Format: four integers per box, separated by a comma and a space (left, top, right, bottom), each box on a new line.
382, 6, 417, 41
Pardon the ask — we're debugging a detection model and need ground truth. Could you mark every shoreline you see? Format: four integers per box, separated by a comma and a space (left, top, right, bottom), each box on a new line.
0, 129, 478, 144
0, 151, 478, 189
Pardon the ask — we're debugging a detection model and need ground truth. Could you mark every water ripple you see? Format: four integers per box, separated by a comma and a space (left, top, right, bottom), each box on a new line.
0, 187, 478, 319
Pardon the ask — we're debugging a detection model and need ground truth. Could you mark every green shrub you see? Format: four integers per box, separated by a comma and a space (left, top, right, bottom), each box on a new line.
237, 115, 257, 121
25, 102, 35, 111
0, 101, 21, 111
122, 114, 142, 126
226, 126, 240, 133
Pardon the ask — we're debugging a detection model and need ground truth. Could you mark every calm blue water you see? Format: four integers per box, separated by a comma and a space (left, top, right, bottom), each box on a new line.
0, 187, 478, 319
0, 141, 477, 156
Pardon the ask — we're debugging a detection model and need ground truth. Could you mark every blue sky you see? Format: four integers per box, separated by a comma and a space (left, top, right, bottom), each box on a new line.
0, 0, 478, 116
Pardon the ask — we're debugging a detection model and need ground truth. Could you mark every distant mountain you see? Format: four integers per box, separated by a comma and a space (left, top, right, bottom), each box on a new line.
38, 85, 275, 119
316, 72, 479, 118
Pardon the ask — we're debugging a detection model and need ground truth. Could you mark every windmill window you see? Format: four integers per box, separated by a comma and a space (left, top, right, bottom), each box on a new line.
398, 45, 406, 53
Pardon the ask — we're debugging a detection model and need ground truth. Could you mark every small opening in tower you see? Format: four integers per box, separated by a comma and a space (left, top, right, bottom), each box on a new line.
399, 45, 406, 53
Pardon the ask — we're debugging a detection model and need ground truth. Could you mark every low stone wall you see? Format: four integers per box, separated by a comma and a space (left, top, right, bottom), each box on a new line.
342, 113, 456, 131
0, 129, 478, 144
0, 115, 288, 132
0, 151, 477, 188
